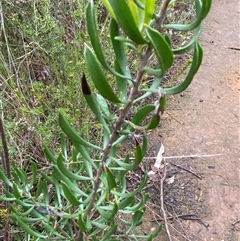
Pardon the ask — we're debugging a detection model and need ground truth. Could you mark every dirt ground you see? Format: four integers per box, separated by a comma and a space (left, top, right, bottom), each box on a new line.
140, 0, 240, 240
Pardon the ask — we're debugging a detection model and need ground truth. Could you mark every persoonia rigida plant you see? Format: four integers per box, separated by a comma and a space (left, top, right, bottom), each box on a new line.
0, 0, 211, 240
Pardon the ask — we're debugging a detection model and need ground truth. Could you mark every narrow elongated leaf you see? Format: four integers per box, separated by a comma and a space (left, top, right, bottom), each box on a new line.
97, 203, 118, 221
114, 61, 127, 100
84, 45, 121, 103
52, 166, 88, 197
172, 25, 202, 54
105, 166, 117, 191
43, 146, 57, 164
112, 174, 148, 197
41, 171, 54, 185
128, 0, 139, 26
100, 224, 118, 241
86, 1, 126, 78
132, 209, 145, 229
78, 213, 87, 232
0, 168, 12, 187
164, 0, 212, 31
126, 194, 149, 212
134, 76, 163, 103
135, 140, 143, 165
145, 0, 155, 25
10, 215, 47, 238
118, 196, 135, 210
57, 154, 93, 181
146, 26, 174, 72
108, 0, 146, 44
12, 183, 21, 199
162, 42, 203, 94
61, 181, 81, 206
133, 0, 145, 9
81, 74, 111, 134
59, 112, 102, 150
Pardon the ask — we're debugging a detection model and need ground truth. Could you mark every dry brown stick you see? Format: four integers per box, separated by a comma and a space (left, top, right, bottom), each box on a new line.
0, 117, 11, 182
170, 162, 202, 180
160, 160, 172, 241
0, 117, 11, 241
232, 219, 240, 226
151, 213, 196, 222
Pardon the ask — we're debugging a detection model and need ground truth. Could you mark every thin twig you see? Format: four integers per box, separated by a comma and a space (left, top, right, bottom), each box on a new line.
143, 153, 222, 160
160, 160, 172, 241
232, 219, 240, 226
170, 162, 202, 180
151, 213, 197, 222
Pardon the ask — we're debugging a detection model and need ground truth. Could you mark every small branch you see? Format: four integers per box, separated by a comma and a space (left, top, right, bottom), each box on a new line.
232, 219, 240, 226
170, 162, 202, 180
151, 213, 197, 222
155, 0, 171, 31
143, 153, 222, 160
0, 117, 11, 181
160, 160, 172, 241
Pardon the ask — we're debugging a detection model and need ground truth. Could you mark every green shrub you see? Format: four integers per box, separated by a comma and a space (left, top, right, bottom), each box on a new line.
0, 0, 211, 240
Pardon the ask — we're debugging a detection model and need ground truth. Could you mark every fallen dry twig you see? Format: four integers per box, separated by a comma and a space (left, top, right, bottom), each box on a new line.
170, 162, 202, 180
160, 160, 172, 241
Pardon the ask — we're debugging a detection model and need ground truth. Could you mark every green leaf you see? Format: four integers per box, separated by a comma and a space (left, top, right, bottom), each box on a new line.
146, 113, 160, 130
100, 224, 118, 241
84, 45, 121, 104
126, 194, 149, 212
52, 166, 88, 197
81, 74, 111, 135
42, 180, 50, 205
164, 0, 212, 31
135, 140, 143, 165
41, 171, 54, 185
73, 141, 97, 173
10, 205, 35, 217
146, 26, 174, 72
113, 156, 138, 171
145, 0, 155, 25
61, 181, 81, 206
132, 209, 145, 230
128, 0, 140, 27
57, 153, 93, 181
162, 42, 203, 94
86, 1, 126, 78
112, 174, 148, 197
97, 203, 118, 221
77, 213, 87, 232
134, 76, 163, 103
172, 25, 202, 54
118, 196, 135, 210
0, 168, 13, 187
43, 146, 57, 164
12, 183, 21, 199
144, 67, 163, 78
105, 166, 117, 191
108, 0, 146, 44
59, 112, 102, 150
10, 215, 47, 238
15, 167, 27, 187
96, 94, 111, 119
35, 179, 43, 198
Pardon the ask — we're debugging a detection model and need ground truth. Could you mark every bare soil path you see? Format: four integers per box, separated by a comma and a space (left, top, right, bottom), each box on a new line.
148, 0, 240, 240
